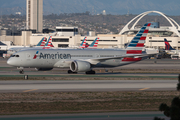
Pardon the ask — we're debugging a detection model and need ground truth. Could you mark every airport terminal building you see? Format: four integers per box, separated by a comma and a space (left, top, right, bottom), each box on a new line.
1, 11, 180, 50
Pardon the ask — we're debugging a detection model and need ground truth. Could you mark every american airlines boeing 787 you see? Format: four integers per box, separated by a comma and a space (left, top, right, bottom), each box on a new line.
7, 23, 152, 74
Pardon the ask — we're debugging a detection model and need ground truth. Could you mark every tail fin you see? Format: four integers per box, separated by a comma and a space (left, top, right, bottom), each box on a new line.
164, 38, 175, 50
125, 23, 151, 54
45, 36, 52, 47
88, 38, 99, 48
43, 36, 53, 49
122, 23, 151, 62
79, 37, 87, 48
36, 37, 46, 46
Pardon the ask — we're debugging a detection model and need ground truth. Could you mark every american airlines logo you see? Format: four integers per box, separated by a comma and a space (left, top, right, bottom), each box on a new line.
33, 51, 71, 59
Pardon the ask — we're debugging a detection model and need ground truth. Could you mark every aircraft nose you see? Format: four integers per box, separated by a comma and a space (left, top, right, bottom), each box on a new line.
7, 58, 14, 66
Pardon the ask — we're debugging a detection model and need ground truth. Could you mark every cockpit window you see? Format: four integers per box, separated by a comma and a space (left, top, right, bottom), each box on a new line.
11, 55, 15, 57
11, 55, 19, 57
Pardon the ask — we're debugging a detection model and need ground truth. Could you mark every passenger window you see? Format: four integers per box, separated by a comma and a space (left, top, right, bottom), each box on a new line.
16, 55, 19, 57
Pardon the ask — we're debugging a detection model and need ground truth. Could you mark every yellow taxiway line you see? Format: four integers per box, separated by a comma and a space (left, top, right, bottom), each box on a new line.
23, 89, 38, 92
139, 88, 150, 91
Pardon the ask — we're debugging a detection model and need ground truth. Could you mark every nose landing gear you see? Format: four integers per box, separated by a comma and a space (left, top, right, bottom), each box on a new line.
17, 67, 24, 74
19, 69, 24, 74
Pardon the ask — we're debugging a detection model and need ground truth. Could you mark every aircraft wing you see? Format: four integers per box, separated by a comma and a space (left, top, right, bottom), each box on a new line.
86, 53, 156, 65
55, 53, 157, 66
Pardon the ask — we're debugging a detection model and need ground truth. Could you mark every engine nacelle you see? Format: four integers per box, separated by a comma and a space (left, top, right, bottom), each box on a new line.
35, 68, 53, 71
70, 61, 91, 72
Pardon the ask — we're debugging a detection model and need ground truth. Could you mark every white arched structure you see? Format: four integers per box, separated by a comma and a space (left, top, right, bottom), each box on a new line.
119, 11, 180, 37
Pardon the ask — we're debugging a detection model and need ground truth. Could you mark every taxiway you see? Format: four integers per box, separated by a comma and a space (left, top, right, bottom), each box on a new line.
0, 80, 177, 93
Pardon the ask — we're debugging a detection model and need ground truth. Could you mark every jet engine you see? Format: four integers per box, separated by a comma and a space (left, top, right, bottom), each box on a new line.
35, 68, 53, 71
70, 61, 91, 72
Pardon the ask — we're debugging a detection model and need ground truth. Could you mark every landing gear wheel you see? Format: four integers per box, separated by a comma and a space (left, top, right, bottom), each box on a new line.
68, 70, 73, 74
19, 70, 24, 74
68, 70, 77, 74
86, 70, 95, 74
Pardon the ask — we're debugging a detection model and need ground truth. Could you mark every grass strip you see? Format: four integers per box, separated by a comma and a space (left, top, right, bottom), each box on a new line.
0, 91, 179, 115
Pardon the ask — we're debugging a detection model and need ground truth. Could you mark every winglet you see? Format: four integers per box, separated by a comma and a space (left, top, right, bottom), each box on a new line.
164, 38, 175, 50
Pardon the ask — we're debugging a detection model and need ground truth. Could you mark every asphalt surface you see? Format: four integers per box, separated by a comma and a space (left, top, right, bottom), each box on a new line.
0, 58, 179, 92
0, 80, 177, 93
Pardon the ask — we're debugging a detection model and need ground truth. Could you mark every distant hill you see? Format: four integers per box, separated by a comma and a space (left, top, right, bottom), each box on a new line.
0, 0, 180, 15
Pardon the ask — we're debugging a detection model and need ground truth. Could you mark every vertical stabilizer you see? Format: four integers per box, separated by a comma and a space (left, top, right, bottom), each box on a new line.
88, 38, 99, 48
164, 38, 175, 50
36, 37, 46, 46
43, 36, 53, 49
79, 37, 87, 48
122, 23, 151, 62
125, 23, 151, 54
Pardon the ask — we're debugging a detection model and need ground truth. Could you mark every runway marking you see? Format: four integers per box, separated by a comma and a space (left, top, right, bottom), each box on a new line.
23, 89, 38, 92
139, 88, 150, 91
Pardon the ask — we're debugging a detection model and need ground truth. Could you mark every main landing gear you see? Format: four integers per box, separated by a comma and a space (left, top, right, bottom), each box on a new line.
67, 70, 96, 74
67, 70, 77, 74
86, 70, 96, 74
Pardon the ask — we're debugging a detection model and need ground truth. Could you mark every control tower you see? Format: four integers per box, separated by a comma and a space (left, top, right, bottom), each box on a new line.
26, 0, 43, 33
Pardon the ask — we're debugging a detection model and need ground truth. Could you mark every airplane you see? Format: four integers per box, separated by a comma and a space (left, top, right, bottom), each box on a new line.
7, 23, 153, 74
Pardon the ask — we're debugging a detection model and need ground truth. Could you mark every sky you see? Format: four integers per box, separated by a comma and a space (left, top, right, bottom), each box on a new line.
0, 0, 180, 15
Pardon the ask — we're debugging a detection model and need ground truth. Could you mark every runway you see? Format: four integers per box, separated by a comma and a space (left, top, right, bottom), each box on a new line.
0, 80, 177, 93
0, 58, 179, 92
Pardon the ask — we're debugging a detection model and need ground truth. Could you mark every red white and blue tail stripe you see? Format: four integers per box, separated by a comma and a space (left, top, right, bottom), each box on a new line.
47, 36, 52, 47
36, 37, 46, 46
122, 23, 151, 62
126, 23, 151, 54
